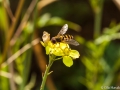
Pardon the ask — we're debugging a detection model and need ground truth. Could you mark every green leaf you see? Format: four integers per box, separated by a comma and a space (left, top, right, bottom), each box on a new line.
47, 17, 81, 32
37, 13, 81, 32
63, 56, 73, 67
37, 13, 51, 27
69, 50, 80, 59
24, 22, 34, 33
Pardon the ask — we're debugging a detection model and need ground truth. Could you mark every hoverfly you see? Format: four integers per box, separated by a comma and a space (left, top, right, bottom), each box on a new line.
51, 24, 79, 46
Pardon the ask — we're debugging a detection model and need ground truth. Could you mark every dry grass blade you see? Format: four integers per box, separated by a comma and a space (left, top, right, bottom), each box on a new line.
113, 0, 120, 10
0, 71, 12, 78
37, 0, 57, 11
10, 0, 38, 46
3, 0, 15, 22
1, 0, 25, 66
1, 38, 40, 68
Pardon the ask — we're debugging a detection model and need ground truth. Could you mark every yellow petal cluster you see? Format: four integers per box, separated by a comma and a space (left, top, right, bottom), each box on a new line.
41, 41, 80, 59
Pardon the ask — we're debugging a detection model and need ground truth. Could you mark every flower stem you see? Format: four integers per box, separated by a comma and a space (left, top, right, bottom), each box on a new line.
93, 0, 104, 39
40, 55, 54, 90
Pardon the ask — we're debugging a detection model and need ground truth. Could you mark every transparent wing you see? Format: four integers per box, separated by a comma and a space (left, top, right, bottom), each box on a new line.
57, 24, 68, 36
66, 39, 79, 46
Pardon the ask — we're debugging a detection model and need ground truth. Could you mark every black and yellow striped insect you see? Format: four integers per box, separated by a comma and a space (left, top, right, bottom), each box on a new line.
51, 24, 79, 46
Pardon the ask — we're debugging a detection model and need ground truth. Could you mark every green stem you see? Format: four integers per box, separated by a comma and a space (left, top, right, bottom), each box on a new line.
54, 57, 62, 60
94, 0, 104, 39
40, 55, 54, 90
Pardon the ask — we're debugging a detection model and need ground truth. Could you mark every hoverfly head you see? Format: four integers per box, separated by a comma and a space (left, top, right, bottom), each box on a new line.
51, 37, 57, 44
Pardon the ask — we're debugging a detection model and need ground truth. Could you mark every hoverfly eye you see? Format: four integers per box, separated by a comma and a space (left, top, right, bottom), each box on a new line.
51, 37, 56, 44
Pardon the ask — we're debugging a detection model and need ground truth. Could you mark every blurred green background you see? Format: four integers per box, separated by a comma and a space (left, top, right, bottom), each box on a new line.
0, 0, 120, 90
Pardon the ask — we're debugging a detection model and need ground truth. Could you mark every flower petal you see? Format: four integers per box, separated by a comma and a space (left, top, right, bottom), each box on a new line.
63, 56, 73, 67
69, 50, 80, 59
53, 48, 64, 56
40, 41, 45, 47
46, 46, 51, 55
60, 43, 69, 50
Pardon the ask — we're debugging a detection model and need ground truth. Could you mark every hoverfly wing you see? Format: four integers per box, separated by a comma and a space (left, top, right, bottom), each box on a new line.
57, 24, 68, 36
66, 39, 79, 46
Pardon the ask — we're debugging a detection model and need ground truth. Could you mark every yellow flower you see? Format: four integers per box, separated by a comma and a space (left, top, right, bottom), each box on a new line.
40, 31, 80, 67
41, 41, 80, 67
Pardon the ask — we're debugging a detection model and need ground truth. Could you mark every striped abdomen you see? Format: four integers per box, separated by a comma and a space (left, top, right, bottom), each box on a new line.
60, 35, 73, 41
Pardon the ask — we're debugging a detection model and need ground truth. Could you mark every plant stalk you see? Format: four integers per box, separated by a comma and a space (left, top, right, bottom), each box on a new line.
94, 0, 104, 39
40, 55, 54, 90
